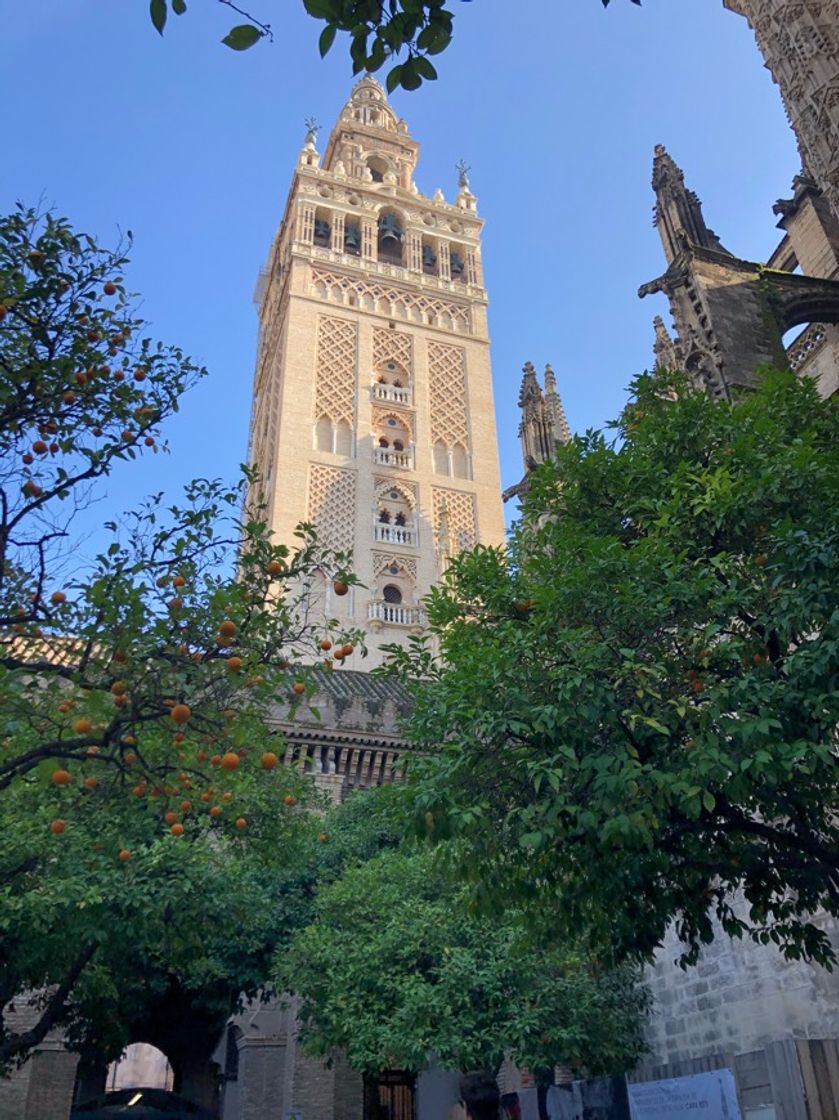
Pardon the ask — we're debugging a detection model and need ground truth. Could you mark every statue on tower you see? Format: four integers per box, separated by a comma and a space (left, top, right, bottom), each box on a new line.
456, 158, 471, 190
304, 117, 321, 146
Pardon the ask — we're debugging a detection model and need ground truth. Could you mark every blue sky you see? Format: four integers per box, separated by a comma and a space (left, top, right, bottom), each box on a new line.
1, 1, 798, 538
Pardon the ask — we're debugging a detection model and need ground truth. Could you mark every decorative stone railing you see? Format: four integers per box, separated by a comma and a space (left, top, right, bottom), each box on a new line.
372, 383, 412, 406
373, 523, 417, 547
373, 446, 413, 469
787, 322, 828, 371
367, 601, 426, 628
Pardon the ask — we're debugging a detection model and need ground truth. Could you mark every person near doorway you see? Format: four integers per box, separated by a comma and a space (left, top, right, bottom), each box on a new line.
459, 1071, 500, 1120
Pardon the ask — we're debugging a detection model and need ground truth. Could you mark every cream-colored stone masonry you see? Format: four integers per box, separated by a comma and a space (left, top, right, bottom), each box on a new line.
247, 77, 505, 668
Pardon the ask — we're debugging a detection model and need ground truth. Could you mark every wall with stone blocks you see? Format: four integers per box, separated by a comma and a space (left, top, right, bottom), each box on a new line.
645, 914, 839, 1067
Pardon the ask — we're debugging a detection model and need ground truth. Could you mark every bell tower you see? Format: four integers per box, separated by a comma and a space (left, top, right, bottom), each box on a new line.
247, 77, 505, 667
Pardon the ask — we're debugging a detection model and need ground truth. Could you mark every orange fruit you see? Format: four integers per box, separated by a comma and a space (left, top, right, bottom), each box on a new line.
156, 576, 169, 588
50, 818, 66, 835
201, 791, 212, 803
164, 810, 179, 825
132, 784, 147, 798
283, 794, 297, 807
52, 769, 71, 785
50, 590, 67, 605
83, 776, 98, 789
320, 639, 332, 651
222, 791, 234, 803
342, 643, 354, 656
123, 751, 137, 765
261, 751, 278, 770
210, 754, 222, 767
235, 817, 247, 830
33, 440, 48, 455
170, 822, 185, 836
118, 849, 132, 862
292, 681, 305, 695
218, 619, 237, 640
111, 680, 127, 695
172, 574, 186, 588
209, 805, 222, 818
196, 749, 208, 762
170, 704, 191, 725
180, 799, 192, 813
318, 832, 328, 842
167, 597, 183, 611
333, 580, 349, 596
267, 560, 283, 576
227, 656, 243, 672
220, 752, 240, 772
104, 281, 117, 296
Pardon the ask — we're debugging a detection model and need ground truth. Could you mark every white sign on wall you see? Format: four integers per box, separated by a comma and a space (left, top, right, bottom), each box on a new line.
628, 1069, 742, 1120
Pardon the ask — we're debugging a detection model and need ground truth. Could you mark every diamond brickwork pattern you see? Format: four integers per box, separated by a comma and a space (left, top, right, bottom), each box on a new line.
373, 327, 413, 373
308, 465, 356, 552
315, 316, 357, 425
428, 341, 469, 448
432, 487, 476, 553
311, 268, 472, 333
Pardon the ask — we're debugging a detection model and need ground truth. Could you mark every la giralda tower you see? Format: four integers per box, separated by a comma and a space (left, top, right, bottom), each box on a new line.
247, 77, 505, 668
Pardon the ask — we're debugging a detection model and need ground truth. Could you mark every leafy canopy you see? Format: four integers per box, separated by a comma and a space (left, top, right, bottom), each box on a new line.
388, 370, 839, 968
277, 792, 649, 1077
0, 206, 362, 1067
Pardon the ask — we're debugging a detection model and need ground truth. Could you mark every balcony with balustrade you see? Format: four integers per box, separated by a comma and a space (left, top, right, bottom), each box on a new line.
371, 382, 412, 406
367, 599, 426, 630
373, 445, 414, 470
373, 522, 417, 547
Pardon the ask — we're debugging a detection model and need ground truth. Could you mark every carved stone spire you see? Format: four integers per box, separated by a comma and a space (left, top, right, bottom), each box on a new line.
543, 363, 571, 444
517, 361, 568, 472
652, 144, 727, 264
652, 316, 678, 371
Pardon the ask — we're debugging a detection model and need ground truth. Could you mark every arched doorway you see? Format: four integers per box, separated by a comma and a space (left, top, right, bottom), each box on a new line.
107, 1042, 174, 1091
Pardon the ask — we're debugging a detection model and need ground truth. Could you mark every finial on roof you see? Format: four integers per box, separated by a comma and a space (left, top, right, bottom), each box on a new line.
456, 159, 471, 190
304, 117, 321, 147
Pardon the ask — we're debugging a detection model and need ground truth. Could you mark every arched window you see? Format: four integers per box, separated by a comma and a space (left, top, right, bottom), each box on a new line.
450, 243, 467, 280
383, 584, 402, 604
451, 443, 469, 479
315, 417, 332, 452
367, 156, 389, 182
334, 420, 352, 457
433, 440, 449, 475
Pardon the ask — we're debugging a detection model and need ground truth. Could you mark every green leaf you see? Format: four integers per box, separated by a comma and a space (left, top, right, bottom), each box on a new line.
222, 24, 263, 50
172, 0, 186, 12
413, 55, 438, 81
150, 0, 167, 35
303, 0, 337, 17
385, 64, 403, 93
702, 791, 716, 812
318, 23, 337, 57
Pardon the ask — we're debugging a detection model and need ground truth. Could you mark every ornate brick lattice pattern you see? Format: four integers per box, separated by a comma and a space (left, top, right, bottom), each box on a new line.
432, 487, 477, 552
372, 552, 417, 580
373, 326, 413, 372
311, 267, 472, 333
428, 341, 469, 448
315, 316, 357, 425
726, 1, 839, 223
308, 465, 356, 552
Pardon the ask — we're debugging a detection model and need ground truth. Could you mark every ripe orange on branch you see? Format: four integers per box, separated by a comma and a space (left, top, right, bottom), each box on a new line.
218, 619, 237, 640
73, 718, 92, 734
261, 751, 278, 770
50, 590, 67, 605
220, 752, 240, 772
52, 769, 71, 786
170, 704, 191, 725
50, 819, 67, 835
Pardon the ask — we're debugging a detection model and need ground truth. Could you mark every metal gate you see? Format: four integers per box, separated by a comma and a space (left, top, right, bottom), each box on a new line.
363, 1069, 416, 1120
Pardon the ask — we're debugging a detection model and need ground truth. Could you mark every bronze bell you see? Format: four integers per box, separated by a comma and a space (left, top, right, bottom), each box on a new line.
378, 213, 403, 244
344, 223, 361, 251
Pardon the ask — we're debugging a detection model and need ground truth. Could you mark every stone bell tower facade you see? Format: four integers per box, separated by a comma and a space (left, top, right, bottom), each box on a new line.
248, 77, 505, 668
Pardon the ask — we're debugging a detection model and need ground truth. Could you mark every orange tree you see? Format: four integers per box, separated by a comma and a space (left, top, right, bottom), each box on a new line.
0, 206, 362, 1067
387, 370, 839, 969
